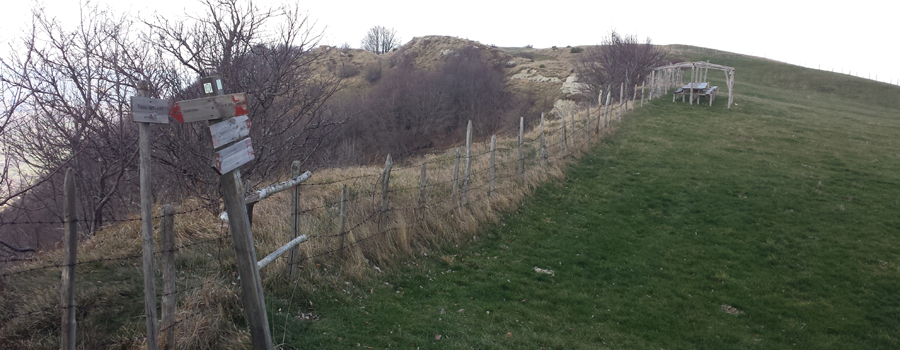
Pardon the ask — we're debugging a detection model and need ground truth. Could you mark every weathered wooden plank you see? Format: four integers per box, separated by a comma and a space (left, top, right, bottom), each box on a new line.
169, 93, 248, 123
214, 138, 255, 175
244, 170, 311, 204
210, 115, 251, 149
132, 96, 171, 124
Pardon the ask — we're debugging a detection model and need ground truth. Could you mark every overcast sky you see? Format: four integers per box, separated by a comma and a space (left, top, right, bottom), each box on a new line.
3, 0, 899, 84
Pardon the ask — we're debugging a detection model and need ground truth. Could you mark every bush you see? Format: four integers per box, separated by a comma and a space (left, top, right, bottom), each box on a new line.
525, 44, 533, 49
339, 64, 360, 78
515, 52, 534, 60
570, 47, 584, 54
551, 46, 558, 51
539, 64, 546, 68
363, 62, 382, 82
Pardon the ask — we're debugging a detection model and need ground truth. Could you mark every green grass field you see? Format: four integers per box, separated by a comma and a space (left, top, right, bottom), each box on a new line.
270, 51, 900, 349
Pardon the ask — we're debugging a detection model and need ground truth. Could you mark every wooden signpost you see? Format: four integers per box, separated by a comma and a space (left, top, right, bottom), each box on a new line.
131, 96, 171, 124
179, 76, 272, 350
168, 93, 248, 124
213, 138, 255, 174
210, 115, 251, 148
129, 77, 268, 349
133, 83, 160, 350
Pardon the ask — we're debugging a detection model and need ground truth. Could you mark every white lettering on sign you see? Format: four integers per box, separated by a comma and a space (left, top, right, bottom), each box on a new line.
169, 93, 248, 123
209, 115, 251, 149
131, 96, 171, 124
213, 138, 254, 174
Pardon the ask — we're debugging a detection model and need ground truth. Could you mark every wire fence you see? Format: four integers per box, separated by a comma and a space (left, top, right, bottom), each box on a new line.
0, 96, 647, 348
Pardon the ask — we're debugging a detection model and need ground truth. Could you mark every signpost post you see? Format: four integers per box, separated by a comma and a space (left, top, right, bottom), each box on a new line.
174, 76, 272, 350
132, 82, 162, 350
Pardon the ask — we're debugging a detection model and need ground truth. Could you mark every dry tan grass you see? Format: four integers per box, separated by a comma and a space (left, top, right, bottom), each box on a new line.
0, 101, 634, 348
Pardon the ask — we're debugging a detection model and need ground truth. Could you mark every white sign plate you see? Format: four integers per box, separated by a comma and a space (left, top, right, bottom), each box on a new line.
213, 137, 254, 174
169, 93, 248, 123
131, 96, 171, 124
209, 115, 251, 149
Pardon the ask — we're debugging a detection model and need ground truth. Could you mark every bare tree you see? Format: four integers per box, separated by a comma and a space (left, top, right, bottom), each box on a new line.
361, 25, 401, 55
0, 5, 165, 233
575, 30, 667, 102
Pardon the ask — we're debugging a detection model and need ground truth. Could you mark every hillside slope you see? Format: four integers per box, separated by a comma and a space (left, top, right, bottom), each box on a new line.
282, 48, 900, 348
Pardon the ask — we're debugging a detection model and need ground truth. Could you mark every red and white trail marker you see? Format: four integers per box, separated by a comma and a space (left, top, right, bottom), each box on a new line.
169, 93, 248, 123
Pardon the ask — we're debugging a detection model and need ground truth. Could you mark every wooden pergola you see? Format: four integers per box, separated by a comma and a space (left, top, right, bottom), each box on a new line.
648, 61, 735, 108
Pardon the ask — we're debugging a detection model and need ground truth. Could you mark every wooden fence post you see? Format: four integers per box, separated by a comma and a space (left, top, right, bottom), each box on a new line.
518, 118, 525, 179
489, 135, 496, 197
338, 185, 348, 258
452, 148, 460, 207
137, 83, 159, 350
649, 71, 654, 100
380, 155, 392, 232
561, 118, 568, 158
160, 204, 176, 350
208, 76, 273, 350
539, 112, 547, 167
632, 84, 637, 111
604, 90, 612, 128
60, 168, 76, 350
461, 120, 473, 207
418, 163, 427, 218
288, 161, 301, 278
586, 104, 592, 143
641, 81, 645, 107
570, 110, 576, 148
618, 83, 624, 122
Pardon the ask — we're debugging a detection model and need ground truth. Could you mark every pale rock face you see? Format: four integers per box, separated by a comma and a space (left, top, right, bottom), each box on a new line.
510, 69, 561, 83
561, 74, 589, 96
551, 99, 578, 118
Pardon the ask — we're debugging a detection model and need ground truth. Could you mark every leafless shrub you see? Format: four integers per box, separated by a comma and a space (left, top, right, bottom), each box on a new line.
339, 63, 360, 78
334, 46, 520, 162
363, 62, 383, 83
575, 30, 666, 102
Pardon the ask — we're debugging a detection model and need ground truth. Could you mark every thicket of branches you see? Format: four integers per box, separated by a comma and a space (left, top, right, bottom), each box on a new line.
330, 46, 524, 164
576, 31, 667, 102
0, 0, 343, 244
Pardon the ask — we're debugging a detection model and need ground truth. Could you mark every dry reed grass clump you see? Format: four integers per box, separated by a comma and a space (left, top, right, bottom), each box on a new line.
0, 102, 630, 347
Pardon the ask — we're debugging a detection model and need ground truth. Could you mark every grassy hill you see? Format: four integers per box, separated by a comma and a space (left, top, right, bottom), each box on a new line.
276, 48, 900, 348
3, 43, 899, 349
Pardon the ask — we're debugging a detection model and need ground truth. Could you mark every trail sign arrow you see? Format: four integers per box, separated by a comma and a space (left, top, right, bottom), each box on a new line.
210, 115, 251, 149
131, 96, 171, 124
169, 93, 248, 123
214, 137, 255, 174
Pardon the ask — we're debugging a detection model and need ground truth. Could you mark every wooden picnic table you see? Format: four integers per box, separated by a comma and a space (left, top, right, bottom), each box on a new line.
673, 82, 718, 106
674, 82, 709, 94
